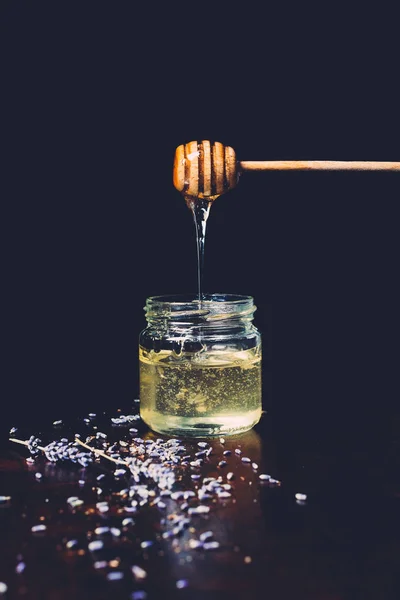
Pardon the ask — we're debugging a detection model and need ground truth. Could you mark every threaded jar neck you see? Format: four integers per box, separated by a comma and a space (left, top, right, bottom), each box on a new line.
144, 294, 256, 328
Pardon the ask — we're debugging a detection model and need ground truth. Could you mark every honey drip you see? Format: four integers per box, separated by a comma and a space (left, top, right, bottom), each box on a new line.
185, 196, 212, 302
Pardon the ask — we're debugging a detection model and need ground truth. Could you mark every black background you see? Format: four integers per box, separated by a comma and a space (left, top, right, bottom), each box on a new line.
1, 2, 399, 445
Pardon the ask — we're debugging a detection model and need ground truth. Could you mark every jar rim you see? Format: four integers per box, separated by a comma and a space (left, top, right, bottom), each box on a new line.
144, 294, 256, 323
147, 293, 254, 306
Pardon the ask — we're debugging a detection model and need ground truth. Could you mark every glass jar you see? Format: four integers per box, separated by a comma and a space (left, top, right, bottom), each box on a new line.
139, 294, 262, 437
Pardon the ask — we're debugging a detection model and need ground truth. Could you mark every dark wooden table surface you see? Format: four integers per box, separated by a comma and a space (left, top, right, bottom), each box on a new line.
1, 404, 400, 600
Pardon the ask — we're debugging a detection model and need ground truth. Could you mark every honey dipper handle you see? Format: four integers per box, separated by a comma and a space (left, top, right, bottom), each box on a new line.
240, 160, 400, 172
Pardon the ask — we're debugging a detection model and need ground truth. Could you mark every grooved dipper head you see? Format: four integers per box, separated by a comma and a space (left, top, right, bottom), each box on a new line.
173, 140, 239, 201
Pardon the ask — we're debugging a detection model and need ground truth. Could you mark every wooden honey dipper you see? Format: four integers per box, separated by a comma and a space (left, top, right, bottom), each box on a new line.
173, 140, 400, 201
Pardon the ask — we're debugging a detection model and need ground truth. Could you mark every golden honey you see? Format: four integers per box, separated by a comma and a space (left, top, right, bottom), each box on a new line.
139, 330, 262, 437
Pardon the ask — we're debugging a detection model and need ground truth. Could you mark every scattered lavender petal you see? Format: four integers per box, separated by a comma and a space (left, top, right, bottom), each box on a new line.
131, 592, 147, 600
217, 491, 232, 499
96, 502, 109, 513
107, 571, 124, 581
295, 493, 307, 501
203, 541, 220, 550
197, 491, 212, 501
195, 450, 207, 458
131, 565, 147, 581
67, 497, 84, 508
183, 491, 195, 499
162, 530, 174, 539
188, 505, 210, 515
111, 527, 121, 537
15, 562, 26, 574
114, 469, 126, 477
171, 491, 184, 501
31, 524, 47, 533
88, 540, 104, 552
94, 527, 110, 535
199, 531, 213, 542
188, 539, 203, 549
